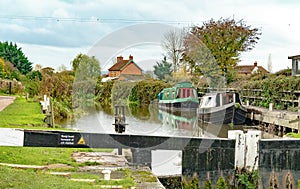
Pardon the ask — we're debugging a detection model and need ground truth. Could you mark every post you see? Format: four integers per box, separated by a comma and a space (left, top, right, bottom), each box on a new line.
269, 103, 273, 111
8, 81, 12, 94
298, 96, 300, 133
49, 98, 55, 128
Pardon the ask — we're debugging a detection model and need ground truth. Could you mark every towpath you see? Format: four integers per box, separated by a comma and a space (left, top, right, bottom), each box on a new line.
0, 96, 16, 111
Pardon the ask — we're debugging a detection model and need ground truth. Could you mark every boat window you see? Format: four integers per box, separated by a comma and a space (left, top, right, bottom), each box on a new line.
182, 89, 186, 98
222, 94, 228, 105
205, 97, 212, 105
172, 90, 175, 98
187, 89, 190, 97
176, 89, 180, 98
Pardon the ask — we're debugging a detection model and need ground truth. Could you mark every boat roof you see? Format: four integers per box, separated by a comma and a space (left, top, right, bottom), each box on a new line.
202, 91, 236, 96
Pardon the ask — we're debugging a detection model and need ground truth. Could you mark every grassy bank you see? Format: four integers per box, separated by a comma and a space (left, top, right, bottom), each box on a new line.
0, 147, 102, 167
0, 147, 135, 188
0, 97, 45, 128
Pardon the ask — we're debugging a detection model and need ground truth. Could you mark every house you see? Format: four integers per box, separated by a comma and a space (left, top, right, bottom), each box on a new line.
235, 61, 269, 76
108, 55, 143, 81
288, 54, 300, 76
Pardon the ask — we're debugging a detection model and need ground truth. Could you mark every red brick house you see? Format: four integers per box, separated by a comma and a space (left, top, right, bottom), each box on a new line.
235, 61, 269, 76
108, 55, 143, 80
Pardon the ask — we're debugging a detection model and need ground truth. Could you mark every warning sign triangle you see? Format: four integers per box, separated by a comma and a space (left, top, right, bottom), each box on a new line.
77, 137, 85, 145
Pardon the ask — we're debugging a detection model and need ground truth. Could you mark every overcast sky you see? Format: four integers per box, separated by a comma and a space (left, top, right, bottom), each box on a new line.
1, 0, 300, 72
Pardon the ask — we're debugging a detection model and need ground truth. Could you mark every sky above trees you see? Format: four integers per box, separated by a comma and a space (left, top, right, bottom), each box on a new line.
0, 0, 300, 72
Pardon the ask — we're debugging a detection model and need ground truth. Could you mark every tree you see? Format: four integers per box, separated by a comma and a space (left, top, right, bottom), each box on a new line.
153, 56, 172, 80
0, 41, 33, 74
162, 29, 185, 72
71, 53, 101, 108
185, 18, 261, 83
0, 58, 9, 78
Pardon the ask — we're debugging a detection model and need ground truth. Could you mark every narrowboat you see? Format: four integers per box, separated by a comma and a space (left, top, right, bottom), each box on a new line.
198, 91, 246, 125
158, 82, 199, 111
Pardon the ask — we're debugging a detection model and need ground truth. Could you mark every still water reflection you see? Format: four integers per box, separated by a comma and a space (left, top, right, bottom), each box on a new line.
65, 103, 242, 138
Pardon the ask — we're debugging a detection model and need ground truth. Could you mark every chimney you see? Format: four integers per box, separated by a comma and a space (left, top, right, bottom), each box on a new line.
117, 56, 123, 62
254, 61, 258, 67
129, 55, 133, 60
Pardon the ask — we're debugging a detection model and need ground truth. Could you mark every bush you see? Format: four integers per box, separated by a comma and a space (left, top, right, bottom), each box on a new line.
128, 79, 170, 105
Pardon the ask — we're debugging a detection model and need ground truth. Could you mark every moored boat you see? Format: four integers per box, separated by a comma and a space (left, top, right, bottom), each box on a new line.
198, 91, 246, 125
158, 82, 199, 111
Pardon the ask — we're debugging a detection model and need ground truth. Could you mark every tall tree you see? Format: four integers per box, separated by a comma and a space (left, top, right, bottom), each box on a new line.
0, 41, 33, 74
162, 29, 185, 73
185, 18, 261, 83
71, 53, 101, 108
153, 56, 172, 80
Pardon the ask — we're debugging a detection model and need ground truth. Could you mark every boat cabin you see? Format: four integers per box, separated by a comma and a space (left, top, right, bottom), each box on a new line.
158, 82, 198, 101
199, 92, 238, 108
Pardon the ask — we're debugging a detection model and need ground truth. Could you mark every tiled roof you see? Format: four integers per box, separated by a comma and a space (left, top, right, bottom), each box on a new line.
235, 64, 269, 74
108, 59, 132, 71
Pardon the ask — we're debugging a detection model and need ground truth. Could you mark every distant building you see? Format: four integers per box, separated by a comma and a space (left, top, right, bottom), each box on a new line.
235, 61, 269, 76
288, 54, 300, 76
107, 55, 144, 81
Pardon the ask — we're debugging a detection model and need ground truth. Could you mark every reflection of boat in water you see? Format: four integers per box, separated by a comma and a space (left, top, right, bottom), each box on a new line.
198, 91, 246, 125
158, 109, 219, 137
158, 109, 198, 131
158, 82, 199, 111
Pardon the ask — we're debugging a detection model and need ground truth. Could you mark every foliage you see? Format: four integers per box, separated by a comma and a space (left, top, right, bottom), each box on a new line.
18, 70, 43, 97
185, 18, 261, 84
153, 56, 173, 80
274, 68, 291, 76
39, 69, 74, 121
190, 176, 201, 189
111, 80, 137, 105
235, 169, 259, 189
285, 132, 300, 138
0, 41, 33, 74
27, 70, 42, 81
0, 58, 10, 78
0, 97, 45, 127
128, 79, 170, 105
204, 179, 212, 189
216, 177, 226, 189
238, 75, 300, 110
159, 176, 182, 189
95, 80, 114, 107
72, 54, 101, 109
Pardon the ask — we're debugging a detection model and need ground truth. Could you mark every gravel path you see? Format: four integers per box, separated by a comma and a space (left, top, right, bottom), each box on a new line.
0, 96, 16, 111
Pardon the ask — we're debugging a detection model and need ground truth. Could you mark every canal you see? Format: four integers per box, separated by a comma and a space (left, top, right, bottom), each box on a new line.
62, 103, 242, 175
63, 103, 242, 138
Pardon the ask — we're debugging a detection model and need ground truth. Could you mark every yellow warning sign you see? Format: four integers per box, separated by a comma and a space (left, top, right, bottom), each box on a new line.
77, 137, 85, 145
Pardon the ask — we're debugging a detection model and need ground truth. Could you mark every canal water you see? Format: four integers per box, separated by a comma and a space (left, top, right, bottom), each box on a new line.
62, 103, 244, 176
64, 103, 242, 138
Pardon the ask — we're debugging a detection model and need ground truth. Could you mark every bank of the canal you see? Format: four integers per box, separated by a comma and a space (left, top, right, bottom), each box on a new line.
0, 96, 166, 188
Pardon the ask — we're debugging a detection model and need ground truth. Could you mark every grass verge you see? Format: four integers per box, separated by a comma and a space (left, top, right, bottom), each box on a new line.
0, 147, 137, 188
0, 97, 45, 128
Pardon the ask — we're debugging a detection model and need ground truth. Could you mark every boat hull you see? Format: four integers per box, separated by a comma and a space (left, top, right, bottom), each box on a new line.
158, 100, 199, 112
198, 103, 246, 125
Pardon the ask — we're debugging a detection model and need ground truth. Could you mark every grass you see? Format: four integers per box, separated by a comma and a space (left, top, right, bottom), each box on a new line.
0, 147, 137, 188
0, 166, 96, 189
0, 147, 112, 167
0, 97, 45, 128
286, 132, 300, 138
